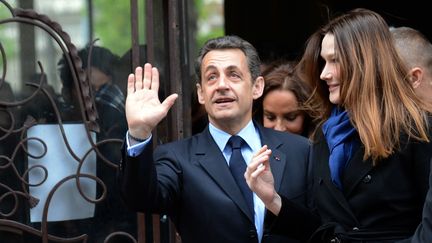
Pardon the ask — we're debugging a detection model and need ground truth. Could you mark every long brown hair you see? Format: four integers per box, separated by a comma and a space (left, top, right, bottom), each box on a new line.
299, 8, 432, 163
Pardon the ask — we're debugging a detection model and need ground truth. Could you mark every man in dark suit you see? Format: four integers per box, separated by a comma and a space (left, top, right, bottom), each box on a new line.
118, 36, 312, 243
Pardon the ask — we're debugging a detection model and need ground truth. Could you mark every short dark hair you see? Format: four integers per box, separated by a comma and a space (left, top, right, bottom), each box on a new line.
194, 35, 261, 83
58, 45, 119, 89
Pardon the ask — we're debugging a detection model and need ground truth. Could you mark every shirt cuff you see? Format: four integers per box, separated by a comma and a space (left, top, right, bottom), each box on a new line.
126, 131, 152, 157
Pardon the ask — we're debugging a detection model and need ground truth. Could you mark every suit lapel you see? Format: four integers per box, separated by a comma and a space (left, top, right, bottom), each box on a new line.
194, 128, 254, 222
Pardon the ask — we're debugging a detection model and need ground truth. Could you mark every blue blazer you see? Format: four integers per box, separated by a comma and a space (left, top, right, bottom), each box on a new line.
119, 123, 313, 243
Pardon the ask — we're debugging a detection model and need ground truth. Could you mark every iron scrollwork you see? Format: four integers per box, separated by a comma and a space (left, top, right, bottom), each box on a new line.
0, 1, 136, 242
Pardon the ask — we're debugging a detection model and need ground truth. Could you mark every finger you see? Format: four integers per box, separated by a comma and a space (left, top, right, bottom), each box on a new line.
250, 164, 266, 178
127, 74, 136, 94
150, 67, 159, 91
250, 149, 271, 168
253, 145, 268, 157
245, 164, 266, 186
257, 149, 272, 160
161, 93, 178, 111
261, 158, 271, 172
252, 146, 270, 162
135, 67, 143, 90
247, 156, 270, 178
143, 63, 152, 89
249, 146, 268, 167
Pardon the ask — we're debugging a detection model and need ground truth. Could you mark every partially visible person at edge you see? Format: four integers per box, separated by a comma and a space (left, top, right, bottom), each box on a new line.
390, 26, 432, 105
118, 35, 313, 243
254, 61, 317, 138
245, 8, 432, 243
390, 26, 432, 243
408, 157, 432, 243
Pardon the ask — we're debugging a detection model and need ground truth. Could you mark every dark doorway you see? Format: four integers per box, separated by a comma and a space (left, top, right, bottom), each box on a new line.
225, 0, 431, 63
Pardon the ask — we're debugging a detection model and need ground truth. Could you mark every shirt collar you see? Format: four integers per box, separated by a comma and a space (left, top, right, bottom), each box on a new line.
208, 120, 261, 151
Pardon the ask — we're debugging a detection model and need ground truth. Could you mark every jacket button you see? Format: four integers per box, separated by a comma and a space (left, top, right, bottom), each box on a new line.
330, 237, 341, 243
362, 174, 372, 183
249, 229, 257, 238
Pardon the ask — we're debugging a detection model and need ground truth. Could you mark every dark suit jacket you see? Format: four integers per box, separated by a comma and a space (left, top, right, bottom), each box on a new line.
119, 123, 313, 243
273, 131, 432, 242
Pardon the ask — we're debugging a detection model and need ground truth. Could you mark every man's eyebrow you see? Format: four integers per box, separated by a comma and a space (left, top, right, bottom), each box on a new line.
203, 65, 217, 73
202, 65, 242, 73
226, 65, 245, 76
226, 65, 240, 71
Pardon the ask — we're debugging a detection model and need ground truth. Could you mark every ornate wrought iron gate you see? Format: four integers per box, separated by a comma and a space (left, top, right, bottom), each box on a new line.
0, 0, 193, 242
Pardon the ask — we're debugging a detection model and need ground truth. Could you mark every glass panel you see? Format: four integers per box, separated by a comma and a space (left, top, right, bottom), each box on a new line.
0, 1, 136, 242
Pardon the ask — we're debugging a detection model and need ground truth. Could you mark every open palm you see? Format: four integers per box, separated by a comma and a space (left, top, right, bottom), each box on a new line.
125, 63, 178, 139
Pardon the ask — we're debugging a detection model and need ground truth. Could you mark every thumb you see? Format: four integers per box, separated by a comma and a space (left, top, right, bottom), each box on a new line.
161, 93, 178, 110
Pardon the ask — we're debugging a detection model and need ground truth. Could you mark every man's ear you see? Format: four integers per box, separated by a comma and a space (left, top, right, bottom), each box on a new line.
252, 76, 264, 100
196, 83, 205, 104
409, 67, 424, 89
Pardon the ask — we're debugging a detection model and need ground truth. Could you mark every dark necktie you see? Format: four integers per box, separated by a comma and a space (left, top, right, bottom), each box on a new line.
228, 135, 254, 216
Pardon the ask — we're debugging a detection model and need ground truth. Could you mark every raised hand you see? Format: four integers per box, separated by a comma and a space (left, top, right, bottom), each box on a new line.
126, 63, 178, 140
245, 145, 282, 215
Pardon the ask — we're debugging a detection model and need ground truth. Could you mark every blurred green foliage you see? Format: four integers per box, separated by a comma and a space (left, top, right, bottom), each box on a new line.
0, 0, 224, 65
92, 0, 144, 57
195, 0, 224, 48
0, 5, 18, 61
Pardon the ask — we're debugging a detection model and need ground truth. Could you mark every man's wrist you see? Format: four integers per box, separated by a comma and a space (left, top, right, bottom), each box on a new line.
266, 193, 282, 216
128, 132, 148, 142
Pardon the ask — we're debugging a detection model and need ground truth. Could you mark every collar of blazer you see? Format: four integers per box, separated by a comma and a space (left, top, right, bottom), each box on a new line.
314, 134, 372, 223
315, 131, 373, 196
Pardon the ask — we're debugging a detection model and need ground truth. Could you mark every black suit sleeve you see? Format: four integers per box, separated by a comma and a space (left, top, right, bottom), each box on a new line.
407, 159, 432, 243
118, 138, 182, 215
268, 195, 321, 242
118, 138, 159, 212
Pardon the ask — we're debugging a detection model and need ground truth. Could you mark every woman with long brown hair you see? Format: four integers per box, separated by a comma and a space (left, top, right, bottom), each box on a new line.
255, 62, 316, 137
246, 8, 432, 242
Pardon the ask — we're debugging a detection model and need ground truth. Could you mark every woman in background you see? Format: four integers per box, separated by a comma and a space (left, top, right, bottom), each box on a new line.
255, 62, 316, 138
